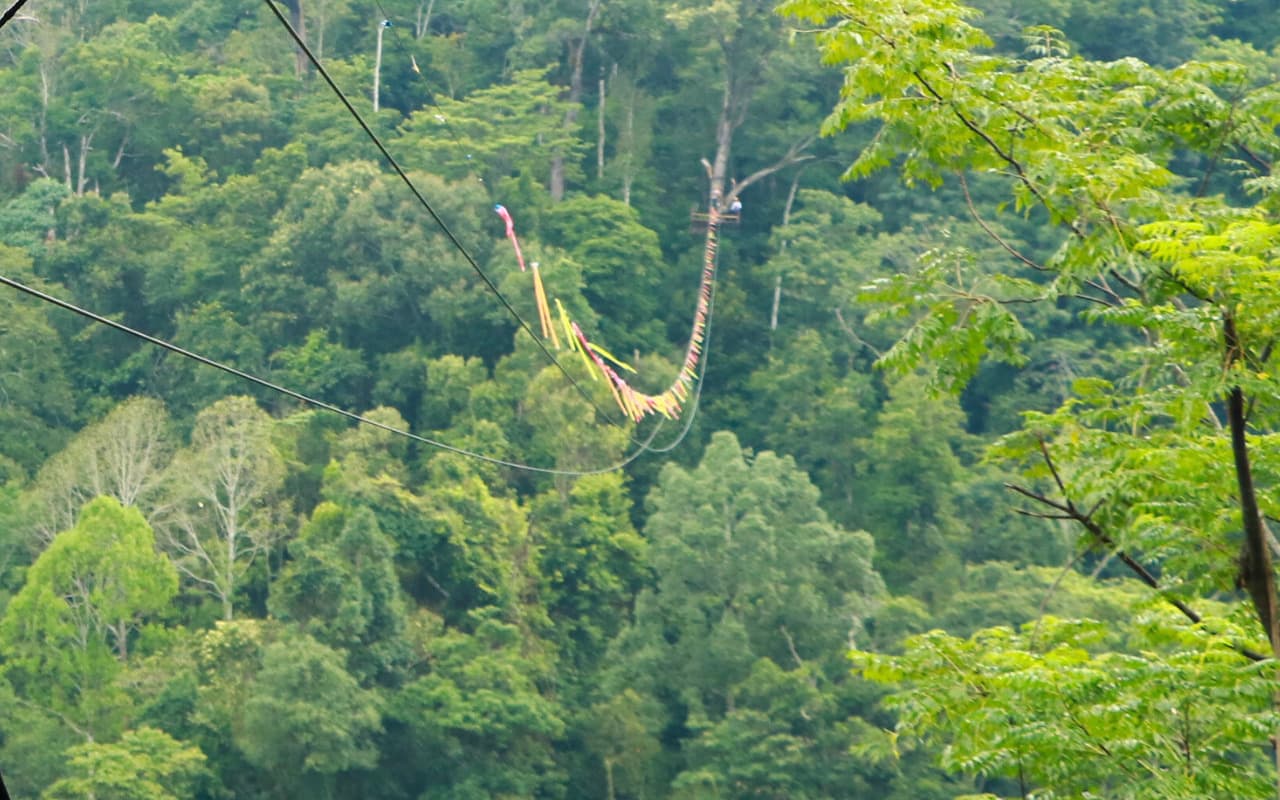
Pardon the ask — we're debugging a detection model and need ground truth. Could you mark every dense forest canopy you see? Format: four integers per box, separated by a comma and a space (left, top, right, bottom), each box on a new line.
1, 0, 1280, 797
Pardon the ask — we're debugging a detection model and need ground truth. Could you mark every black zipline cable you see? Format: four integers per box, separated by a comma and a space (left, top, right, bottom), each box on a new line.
0, 0, 681, 475
0, 7, 33, 798
0, 8, 31, 800
0, 0, 33, 29
368, 4, 476, 175
0, 272, 666, 476
366, 7, 724, 450
259, 0, 633, 433
305, 3, 685, 454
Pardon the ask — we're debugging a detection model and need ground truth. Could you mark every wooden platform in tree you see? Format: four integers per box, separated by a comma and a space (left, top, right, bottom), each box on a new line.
690, 210, 739, 231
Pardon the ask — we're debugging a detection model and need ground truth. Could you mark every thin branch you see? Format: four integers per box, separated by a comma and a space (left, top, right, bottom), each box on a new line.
1087, 550, 1118, 581
957, 171, 1048, 272
1006, 439, 1266, 662
833, 307, 883, 357
912, 69, 1084, 239
723, 136, 815, 207
1107, 268, 1144, 299
1039, 438, 1068, 495
1029, 546, 1088, 649
1006, 483, 1072, 515
1082, 276, 1125, 307
996, 297, 1044, 305
1237, 143, 1272, 173
11, 696, 93, 742
1012, 508, 1077, 521
1073, 292, 1118, 308
422, 570, 451, 600
780, 625, 806, 671
1195, 96, 1238, 198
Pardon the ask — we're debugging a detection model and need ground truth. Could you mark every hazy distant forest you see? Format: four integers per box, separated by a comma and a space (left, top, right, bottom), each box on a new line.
2, 0, 1280, 797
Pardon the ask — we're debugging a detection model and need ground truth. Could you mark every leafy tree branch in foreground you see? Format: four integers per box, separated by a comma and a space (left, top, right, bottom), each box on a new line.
782, 0, 1280, 795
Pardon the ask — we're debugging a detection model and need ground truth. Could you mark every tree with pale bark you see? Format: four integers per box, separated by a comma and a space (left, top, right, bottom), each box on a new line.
158, 395, 286, 620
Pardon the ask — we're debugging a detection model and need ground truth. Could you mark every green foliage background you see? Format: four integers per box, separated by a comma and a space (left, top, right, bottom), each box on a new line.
0, 0, 1278, 797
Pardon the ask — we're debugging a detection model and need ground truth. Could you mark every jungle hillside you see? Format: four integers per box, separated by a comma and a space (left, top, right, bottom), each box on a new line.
1, 0, 1280, 798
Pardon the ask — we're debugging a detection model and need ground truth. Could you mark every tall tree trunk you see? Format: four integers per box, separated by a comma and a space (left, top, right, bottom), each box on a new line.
373, 18, 387, 112
224, 528, 237, 621
112, 133, 128, 170
1226, 314, 1280, 653
770, 171, 803, 332
76, 132, 91, 196
709, 81, 735, 206
621, 81, 636, 205
698, 3, 812, 211
38, 60, 51, 173
597, 72, 606, 182
550, 0, 602, 201
416, 0, 436, 38
283, 0, 308, 77
113, 619, 128, 661
604, 757, 616, 800
1225, 312, 1280, 800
